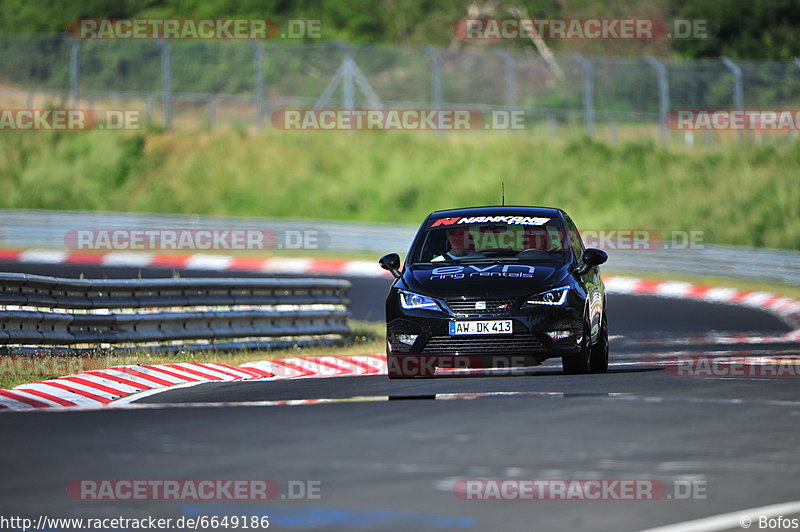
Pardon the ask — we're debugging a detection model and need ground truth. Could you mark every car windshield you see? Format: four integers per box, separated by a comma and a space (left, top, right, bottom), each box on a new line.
411, 215, 569, 264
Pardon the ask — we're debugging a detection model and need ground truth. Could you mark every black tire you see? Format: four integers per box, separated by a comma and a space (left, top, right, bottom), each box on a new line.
589, 311, 609, 373
562, 319, 591, 375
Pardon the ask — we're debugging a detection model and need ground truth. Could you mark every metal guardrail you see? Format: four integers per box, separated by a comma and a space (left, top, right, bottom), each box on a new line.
605, 246, 799, 287
0, 272, 351, 352
0, 209, 416, 254
0, 209, 797, 286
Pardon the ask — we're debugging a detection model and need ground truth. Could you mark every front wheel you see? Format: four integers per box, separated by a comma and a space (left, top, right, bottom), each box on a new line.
562, 319, 591, 375
589, 311, 609, 373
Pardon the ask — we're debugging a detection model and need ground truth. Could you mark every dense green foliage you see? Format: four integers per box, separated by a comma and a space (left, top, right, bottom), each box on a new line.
1, 127, 797, 250
1, 0, 799, 59
672, 0, 800, 60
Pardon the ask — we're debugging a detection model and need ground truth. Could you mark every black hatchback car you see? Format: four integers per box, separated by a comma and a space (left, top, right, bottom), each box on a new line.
379, 206, 609, 378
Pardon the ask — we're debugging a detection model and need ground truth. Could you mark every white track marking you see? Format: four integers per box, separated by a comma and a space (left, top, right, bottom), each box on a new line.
603, 276, 641, 293
702, 287, 739, 303
101, 252, 154, 266
638, 500, 800, 532
343, 260, 385, 276
19, 249, 67, 263
654, 281, 693, 298
113, 381, 207, 404
260, 257, 312, 273
185, 254, 233, 270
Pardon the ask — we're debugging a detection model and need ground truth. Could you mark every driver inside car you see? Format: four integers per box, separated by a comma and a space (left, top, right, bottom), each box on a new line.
432, 227, 485, 262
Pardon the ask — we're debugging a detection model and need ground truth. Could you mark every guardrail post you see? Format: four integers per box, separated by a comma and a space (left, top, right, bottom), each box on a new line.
157, 40, 172, 130
250, 40, 265, 127
573, 53, 595, 137
645, 55, 670, 145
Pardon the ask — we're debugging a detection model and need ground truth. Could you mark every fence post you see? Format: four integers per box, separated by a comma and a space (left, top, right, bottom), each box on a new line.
424, 46, 442, 110
496, 49, 517, 111
250, 40, 265, 127
342, 56, 355, 110
645, 55, 670, 145
547, 114, 558, 138
157, 40, 172, 129
792, 59, 800, 139
721, 56, 743, 143
721, 56, 743, 111
146, 95, 154, 123
68, 37, 79, 108
208, 97, 216, 130
573, 53, 594, 137
330, 42, 355, 110
314, 42, 381, 111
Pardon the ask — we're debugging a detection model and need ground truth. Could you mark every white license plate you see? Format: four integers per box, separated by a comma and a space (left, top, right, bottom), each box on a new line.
449, 320, 513, 335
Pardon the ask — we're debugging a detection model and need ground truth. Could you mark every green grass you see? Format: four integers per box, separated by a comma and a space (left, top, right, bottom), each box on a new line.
1, 126, 799, 250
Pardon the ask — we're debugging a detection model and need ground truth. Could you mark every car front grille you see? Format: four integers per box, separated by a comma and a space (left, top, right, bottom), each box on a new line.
420, 334, 544, 354
444, 297, 518, 317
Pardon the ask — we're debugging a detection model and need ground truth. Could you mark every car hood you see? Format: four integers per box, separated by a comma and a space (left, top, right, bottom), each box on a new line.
401, 262, 570, 299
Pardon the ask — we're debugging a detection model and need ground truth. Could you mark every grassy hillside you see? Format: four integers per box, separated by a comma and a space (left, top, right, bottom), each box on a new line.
1, 127, 798, 250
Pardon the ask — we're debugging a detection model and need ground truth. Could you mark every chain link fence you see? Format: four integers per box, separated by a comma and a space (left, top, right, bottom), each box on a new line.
2, 36, 800, 143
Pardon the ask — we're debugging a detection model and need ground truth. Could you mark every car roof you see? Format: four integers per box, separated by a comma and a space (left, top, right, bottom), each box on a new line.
426, 205, 565, 219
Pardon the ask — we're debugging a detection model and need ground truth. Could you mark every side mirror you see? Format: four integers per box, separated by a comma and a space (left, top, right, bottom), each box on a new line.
379, 253, 402, 279
582, 248, 608, 267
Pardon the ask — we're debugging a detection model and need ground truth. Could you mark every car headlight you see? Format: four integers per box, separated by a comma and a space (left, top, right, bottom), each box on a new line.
398, 290, 440, 311
525, 286, 569, 306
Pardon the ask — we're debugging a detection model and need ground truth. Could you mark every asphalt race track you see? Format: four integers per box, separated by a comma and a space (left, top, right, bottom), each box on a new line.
1, 261, 799, 532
